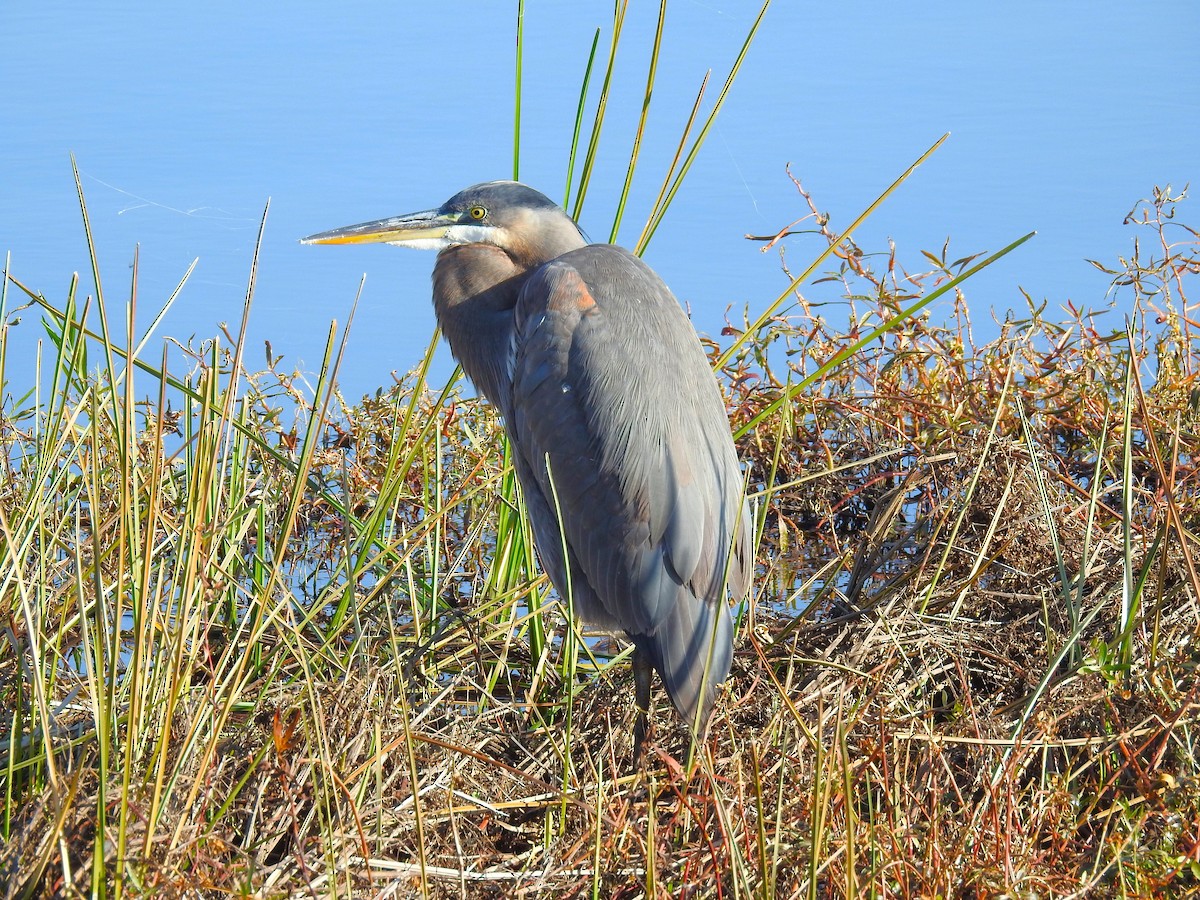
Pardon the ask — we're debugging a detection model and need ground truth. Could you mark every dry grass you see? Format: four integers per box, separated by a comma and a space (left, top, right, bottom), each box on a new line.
2, 182, 1199, 898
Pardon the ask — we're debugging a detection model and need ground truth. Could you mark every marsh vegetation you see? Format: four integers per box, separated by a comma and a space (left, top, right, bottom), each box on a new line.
3, 5, 1199, 896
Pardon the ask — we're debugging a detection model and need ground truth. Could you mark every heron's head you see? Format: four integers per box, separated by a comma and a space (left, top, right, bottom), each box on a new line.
301, 181, 586, 266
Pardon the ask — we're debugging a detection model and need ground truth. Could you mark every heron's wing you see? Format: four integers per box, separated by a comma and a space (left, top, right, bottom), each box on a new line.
509, 245, 751, 724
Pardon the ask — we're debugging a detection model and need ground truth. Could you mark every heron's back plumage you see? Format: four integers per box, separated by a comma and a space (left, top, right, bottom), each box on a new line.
504, 245, 750, 730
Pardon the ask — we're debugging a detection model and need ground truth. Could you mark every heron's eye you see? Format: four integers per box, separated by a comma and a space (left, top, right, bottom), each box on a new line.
468, 206, 487, 221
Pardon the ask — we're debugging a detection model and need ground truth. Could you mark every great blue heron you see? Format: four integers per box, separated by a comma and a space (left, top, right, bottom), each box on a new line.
303, 181, 751, 757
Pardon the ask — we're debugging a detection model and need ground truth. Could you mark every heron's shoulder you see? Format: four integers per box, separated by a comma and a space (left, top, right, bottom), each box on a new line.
544, 244, 655, 280
528, 245, 672, 311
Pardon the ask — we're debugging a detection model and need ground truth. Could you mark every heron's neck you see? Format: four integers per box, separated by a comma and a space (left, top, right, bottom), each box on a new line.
431, 244, 529, 409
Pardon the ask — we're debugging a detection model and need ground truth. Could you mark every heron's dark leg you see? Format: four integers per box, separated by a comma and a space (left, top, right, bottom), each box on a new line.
632, 647, 653, 764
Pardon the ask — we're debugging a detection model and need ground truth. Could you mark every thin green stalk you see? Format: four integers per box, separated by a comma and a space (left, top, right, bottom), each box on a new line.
564, 29, 601, 209
72, 155, 122, 436
609, 0, 667, 243
0, 252, 9, 402
751, 744, 769, 892
1118, 325, 1137, 667
645, 770, 657, 896
112, 246, 143, 899
636, 0, 771, 252
571, 0, 629, 221
42, 277, 87, 453
513, 0, 525, 180
77, 411, 110, 898
769, 725, 790, 895
542, 455, 582, 809
632, 71, 707, 257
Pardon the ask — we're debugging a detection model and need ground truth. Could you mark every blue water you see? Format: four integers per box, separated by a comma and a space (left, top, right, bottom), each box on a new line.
2, 1, 1197, 402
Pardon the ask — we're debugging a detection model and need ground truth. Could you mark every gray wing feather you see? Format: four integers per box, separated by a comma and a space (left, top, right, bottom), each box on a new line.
507, 245, 751, 727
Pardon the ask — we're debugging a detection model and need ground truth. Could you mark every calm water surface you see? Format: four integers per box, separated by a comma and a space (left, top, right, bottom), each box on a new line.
2, 2, 1196, 400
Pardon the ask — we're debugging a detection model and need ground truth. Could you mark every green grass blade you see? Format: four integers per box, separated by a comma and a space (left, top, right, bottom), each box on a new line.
635, 0, 772, 251
608, 0, 667, 244
571, 0, 629, 221
513, 0, 525, 180
564, 29, 601, 209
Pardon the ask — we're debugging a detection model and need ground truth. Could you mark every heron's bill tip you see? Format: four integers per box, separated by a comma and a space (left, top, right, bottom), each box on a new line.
301, 210, 454, 247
